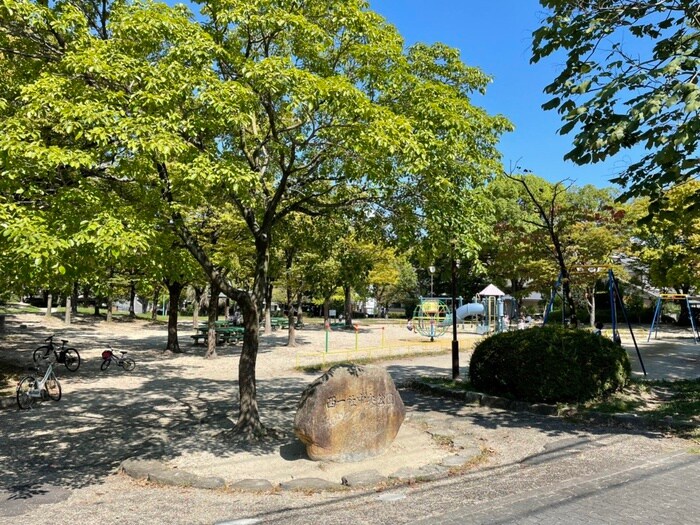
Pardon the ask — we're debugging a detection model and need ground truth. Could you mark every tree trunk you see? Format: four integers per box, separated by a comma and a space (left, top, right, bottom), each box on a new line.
677, 284, 692, 325
171, 204, 266, 438
561, 272, 577, 326
165, 280, 183, 353
71, 282, 79, 315
94, 300, 100, 316
106, 294, 113, 323
286, 279, 296, 347
323, 297, 330, 320
344, 285, 353, 327
128, 282, 137, 319
45, 293, 53, 319
64, 296, 71, 325
192, 285, 204, 330
296, 292, 304, 327
205, 281, 219, 359
264, 283, 273, 334
229, 236, 268, 438
151, 286, 160, 321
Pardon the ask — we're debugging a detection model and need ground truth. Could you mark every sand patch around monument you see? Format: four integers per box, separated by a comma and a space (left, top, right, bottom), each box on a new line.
169, 416, 447, 485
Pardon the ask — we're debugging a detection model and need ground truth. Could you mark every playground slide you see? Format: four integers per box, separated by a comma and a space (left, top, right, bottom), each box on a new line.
456, 303, 484, 320
441, 303, 485, 325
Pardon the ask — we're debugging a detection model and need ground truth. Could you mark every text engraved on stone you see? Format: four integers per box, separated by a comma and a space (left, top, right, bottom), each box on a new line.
326, 392, 395, 409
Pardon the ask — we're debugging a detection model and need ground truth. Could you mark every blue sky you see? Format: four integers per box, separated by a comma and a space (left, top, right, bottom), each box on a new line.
369, 0, 637, 190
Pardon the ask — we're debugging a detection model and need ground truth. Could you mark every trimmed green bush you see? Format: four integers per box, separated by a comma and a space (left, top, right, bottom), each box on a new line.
468, 325, 631, 403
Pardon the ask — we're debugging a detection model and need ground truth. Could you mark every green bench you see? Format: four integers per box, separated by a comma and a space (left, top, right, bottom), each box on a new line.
191, 326, 244, 345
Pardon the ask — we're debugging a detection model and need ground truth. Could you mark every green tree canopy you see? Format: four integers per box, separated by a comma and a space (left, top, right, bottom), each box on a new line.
532, 0, 700, 207
0, 0, 511, 437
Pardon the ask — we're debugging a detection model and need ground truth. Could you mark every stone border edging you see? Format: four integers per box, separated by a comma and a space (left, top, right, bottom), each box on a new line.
119, 446, 484, 494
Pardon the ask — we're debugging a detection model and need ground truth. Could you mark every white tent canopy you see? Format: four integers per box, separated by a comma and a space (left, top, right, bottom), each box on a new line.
478, 284, 505, 297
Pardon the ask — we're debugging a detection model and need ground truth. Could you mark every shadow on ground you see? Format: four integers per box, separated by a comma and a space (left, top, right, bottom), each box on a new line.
1, 316, 697, 503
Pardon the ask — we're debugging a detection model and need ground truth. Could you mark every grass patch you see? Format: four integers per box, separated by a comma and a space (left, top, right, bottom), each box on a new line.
419, 376, 480, 393
294, 350, 449, 373
584, 378, 700, 422
412, 375, 700, 437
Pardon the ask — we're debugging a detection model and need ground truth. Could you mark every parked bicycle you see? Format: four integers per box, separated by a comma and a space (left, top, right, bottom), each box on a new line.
16, 361, 62, 409
33, 335, 81, 372
101, 346, 135, 371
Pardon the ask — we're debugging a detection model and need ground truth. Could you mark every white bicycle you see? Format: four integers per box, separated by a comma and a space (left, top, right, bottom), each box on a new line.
16, 361, 62, 409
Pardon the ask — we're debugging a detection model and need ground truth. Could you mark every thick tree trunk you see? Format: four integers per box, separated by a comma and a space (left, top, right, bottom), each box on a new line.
344, 285, 353, 327
205, 281, 219, 359
170, 198, 266, 438
165, 280, 183, 353
231, 240, 267, 438
93, 300, 100, 316
323, 297, 330, 320
128, 282, 136, 319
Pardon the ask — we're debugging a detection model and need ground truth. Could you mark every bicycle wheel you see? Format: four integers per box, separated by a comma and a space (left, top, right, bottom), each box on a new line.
45, 376, 62, 401
100, 358, 111, 371
63, 348, 80, 371
122, 358, 135, 371
16, 377, 36, 409
33, 346, 50, 363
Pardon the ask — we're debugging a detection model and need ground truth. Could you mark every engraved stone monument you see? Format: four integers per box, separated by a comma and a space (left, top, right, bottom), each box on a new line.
294, 364, 405, 462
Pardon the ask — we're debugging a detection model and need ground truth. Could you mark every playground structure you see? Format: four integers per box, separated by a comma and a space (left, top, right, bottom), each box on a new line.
647, 294, 699, 344
411, 288, 517, 341
412, 298, 451, 342
474, 284, 515, 335
411, 297, 486, 341
544, 266, 646, 375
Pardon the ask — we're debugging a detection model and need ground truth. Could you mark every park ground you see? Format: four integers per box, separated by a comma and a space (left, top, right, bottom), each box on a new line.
0, 312, 699, 524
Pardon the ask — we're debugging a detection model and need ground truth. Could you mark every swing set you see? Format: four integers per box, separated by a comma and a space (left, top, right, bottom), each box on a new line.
544, 265, 646, 376
647, 294, 699, 344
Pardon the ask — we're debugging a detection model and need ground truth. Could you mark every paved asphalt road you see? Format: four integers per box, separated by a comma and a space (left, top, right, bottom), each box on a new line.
211, 446, 700, 525
411, 452, 700, 525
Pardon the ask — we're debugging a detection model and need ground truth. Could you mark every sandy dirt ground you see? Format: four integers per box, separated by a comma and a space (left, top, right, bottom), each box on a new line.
2, 312, 698, 525
0, 313, 488, 485
1, 312, 696, 489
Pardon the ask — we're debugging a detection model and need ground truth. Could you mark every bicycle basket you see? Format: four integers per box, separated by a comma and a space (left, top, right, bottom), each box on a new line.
101, 350, 113, 360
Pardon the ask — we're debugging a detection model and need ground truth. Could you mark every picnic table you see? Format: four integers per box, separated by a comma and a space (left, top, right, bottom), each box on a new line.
191, 323, 244, 345
270, 317, 290, 330
261, 317, 305, 331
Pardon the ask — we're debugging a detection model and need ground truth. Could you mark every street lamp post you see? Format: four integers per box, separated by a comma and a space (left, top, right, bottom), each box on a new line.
451, 255, 460, 379
429, 265, 436, 297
